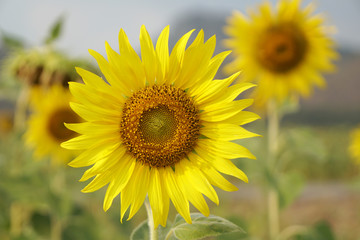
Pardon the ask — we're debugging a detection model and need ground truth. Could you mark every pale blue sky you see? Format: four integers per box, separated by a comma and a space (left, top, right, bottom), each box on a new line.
0, 0, 359, 57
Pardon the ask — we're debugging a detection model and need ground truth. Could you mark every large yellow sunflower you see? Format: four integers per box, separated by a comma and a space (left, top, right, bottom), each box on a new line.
349, 127, 360, 164
25, 85, 80, 163
224, 0, 337, 106
61, 25, 259, 228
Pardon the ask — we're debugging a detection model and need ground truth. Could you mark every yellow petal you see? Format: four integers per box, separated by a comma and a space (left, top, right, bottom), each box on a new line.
75, 67, 112, 91
69, 81, 124, 110
197, 138, 256, 160
61, 134, 104, 150
65, 122, 119, 136
88, 49, 132, 96
222, 110, 261, 125
120, 162, 150, 221
175, 162, 210, 216
177, 160, 219, 205
148, 168, 170, 228
80, 146, 127, 182
188, 152, 238, 191
69, 102, 119, 123
140, 25, 158, 85
200, 99, 254, 122
167, 29, 195, 85
177, 33, 216, 89
103, 154, 136, 212
155, 25, 170, 84
202, 167, 238, 192
196, 149, 249, 183
105, 41, 141, 91
163, 167, 191, 224
127, 164, 150, 220
81, 174, 109, 193
191, 72, 239, 104
68, 140, 120, 167
201, 122, 260, 141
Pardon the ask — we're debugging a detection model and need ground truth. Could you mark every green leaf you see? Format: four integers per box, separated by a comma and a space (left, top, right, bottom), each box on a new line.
280, 127, 327, 164
44, 15, 64, 45
278, 98, 299, 116
278, 172, 305, 209
131, 214, 245, 240
131, 221, 149, 240
131, 220, 172, 240
0, 31, 24, 49
264, 167, 279, 190
312, 221, 336, 240
31, 212, 51, 237
168, 213, 246, 240
294, 221, 336, 240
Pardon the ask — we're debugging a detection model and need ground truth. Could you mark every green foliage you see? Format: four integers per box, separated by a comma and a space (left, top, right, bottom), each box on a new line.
279, 127, 327, 166
130, 221, 150, 240
278, 172, 305, 209
131, 213, 245, 240
44, 16, 64, 45
0, 131, 134, 240
30, 212, 51, 237
0, 31, 25, 49
294, 221, 336, 240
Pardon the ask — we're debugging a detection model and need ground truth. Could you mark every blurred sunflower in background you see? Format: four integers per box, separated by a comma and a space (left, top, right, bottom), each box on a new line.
4, 47, 88, 90
25, 85, 80, 164
62, 25, 259, 228
349, 127, 360, 165
223, 0, 337, 107
1, 16, 89, 91
2, 45, 93, 131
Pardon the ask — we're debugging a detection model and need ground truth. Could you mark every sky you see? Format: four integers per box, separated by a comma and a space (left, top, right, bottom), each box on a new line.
0, 0, 360, 57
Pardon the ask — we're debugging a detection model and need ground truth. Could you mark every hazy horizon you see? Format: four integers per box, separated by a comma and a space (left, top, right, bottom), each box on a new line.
0, 0, 359, 57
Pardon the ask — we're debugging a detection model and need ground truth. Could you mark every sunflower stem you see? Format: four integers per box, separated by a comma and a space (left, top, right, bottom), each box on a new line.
14, 85, 30, 131
50, 216, 62, 240
267, 100, 280, 240
144, 197, 158, 240
10, 202, 31, 237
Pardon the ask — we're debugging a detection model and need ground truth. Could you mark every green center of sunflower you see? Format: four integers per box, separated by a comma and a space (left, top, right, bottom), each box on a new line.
48, 108, 79, 142
257, 24, 308, 73
120, 85, 201, 168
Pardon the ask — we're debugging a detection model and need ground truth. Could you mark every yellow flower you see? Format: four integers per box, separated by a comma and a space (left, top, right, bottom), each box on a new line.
224, 0, 337, 106
25, 85, 80, 163
349, 127, 360, 164
62, 26, 259, 228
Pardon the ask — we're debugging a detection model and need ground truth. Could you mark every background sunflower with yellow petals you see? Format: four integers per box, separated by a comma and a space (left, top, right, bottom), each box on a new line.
224, 0, 338, 107
25, 85, 80, 164
61, 25, 260, 228
349, 127, 360, 165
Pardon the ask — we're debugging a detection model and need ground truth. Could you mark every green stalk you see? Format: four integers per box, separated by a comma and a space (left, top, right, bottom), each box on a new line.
267, 100, 280, 240
50, 216, 62, 240
14, 85, 30, 131
144, 198, 158, 240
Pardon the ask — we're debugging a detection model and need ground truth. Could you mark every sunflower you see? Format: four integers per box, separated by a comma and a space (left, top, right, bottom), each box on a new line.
61, 25, 259, 227
223, 0, 337, 107
349, 127, 360, 164
25, 85, 80, 163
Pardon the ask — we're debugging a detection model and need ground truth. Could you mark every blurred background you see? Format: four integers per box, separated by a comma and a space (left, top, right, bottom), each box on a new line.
0, 0, 360, 239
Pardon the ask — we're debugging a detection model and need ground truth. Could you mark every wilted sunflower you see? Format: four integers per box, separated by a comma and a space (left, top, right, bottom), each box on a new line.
224, 0, 337, 106
25, 85, 80, 163
62, 25, 259, 227
349, 127, 360, 164
5, 48, 79, 87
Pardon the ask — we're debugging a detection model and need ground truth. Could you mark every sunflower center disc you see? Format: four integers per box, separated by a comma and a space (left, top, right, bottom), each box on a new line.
139, 106, 177, 145
48, 108, 79, 142
120, 85, 200, 168
257, 24, 307, 73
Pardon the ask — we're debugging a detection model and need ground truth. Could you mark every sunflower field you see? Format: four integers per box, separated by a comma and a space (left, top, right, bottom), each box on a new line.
0, 1, 360, 240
